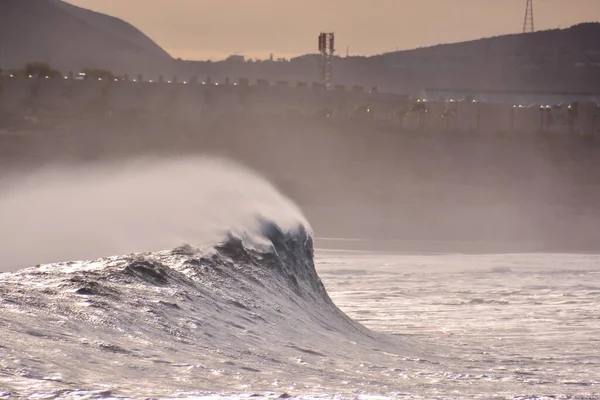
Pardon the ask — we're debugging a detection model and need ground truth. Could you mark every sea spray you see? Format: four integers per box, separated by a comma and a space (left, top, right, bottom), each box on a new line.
0, 156, 308, 271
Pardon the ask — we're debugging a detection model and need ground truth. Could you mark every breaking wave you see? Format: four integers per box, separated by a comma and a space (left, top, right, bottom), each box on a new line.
0, 217, 415, 398
0, 157, 438, 398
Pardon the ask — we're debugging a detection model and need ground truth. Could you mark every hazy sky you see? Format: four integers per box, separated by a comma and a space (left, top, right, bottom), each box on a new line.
66, 0, 600, 60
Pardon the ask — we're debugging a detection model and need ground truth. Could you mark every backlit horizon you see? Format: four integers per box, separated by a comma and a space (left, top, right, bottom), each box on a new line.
63, 0, 600, 60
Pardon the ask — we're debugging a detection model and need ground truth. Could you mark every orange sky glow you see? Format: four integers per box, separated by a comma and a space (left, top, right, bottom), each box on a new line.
66, 0, 600, 60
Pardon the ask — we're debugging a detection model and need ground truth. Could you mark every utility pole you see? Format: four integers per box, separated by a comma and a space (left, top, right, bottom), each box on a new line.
318, 32, 335, 90
522, 0, 535, 33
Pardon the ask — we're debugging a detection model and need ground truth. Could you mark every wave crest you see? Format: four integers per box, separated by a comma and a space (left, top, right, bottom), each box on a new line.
0, 157, 308, 270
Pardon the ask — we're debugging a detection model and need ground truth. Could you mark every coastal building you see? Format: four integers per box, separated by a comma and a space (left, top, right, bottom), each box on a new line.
1, 75, 599, 137
420, 88, 600, 135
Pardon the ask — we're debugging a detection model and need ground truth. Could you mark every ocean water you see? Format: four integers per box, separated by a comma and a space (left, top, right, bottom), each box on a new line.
0, 159, 598, 399
0, 223, 598, 399
317, 250, 600, 399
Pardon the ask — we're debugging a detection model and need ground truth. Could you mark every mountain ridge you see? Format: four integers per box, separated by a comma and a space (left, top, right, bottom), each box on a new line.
49, 0, 171, 59
1, 1, 598, 94
171, 22, 600, 94
0, 0, 172, 75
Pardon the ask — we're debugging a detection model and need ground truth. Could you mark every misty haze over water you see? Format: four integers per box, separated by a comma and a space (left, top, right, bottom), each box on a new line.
3, 116, 600, 256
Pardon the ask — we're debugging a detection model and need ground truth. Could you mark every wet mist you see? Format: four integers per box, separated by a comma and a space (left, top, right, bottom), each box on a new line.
2, 116, 600, 261
0, 157, 307, 271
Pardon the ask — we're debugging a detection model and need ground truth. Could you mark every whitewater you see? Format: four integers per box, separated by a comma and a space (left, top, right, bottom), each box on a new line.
0, 159, 598, 399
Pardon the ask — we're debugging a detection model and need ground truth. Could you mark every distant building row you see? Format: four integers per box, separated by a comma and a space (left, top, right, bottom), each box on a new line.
1, 76, 598, 136
0, 75, 404, 119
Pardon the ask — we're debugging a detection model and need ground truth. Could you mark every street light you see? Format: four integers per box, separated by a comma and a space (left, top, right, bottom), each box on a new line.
539, 105, 550, 133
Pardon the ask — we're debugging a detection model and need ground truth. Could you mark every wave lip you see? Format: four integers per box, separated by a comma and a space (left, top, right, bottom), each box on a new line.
0, 156, 310, 271
0, 217, 412, 398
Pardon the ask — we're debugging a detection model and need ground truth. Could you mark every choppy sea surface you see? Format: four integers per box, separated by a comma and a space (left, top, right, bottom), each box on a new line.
1, 221, 599, 399
317, 249, 600, 399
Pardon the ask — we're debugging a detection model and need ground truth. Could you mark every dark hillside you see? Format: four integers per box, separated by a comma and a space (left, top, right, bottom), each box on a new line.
49, 0, 170, 60
363, 23, 600, 93
175, 23, 600, 95
1, 1, 597, 95
0, 0, 173, 75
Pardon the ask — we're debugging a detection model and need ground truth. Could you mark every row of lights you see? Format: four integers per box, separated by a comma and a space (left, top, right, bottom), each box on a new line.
420, 98, 479, 103
4, 75, 596, 106
5, 73, 241, 86
5, 75, 379, 92
513, 105, 583, 109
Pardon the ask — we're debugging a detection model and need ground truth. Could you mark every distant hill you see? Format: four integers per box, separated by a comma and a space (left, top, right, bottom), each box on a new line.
364, 22, 600, 93
0, 1, 597, 94
0, 0, 173, 75
174, 23, 600, 95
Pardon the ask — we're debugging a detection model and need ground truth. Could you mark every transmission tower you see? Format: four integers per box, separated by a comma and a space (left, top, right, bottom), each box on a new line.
522, 0, 534, 33
318, 32, 335, 89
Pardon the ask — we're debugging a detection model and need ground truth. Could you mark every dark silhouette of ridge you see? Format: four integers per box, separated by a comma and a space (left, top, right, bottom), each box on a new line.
174, 23, 600, 94
0, 0, 597, 94
0, 0, 173, 75
338, 23, 599, 93
378, 23, 600, 62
